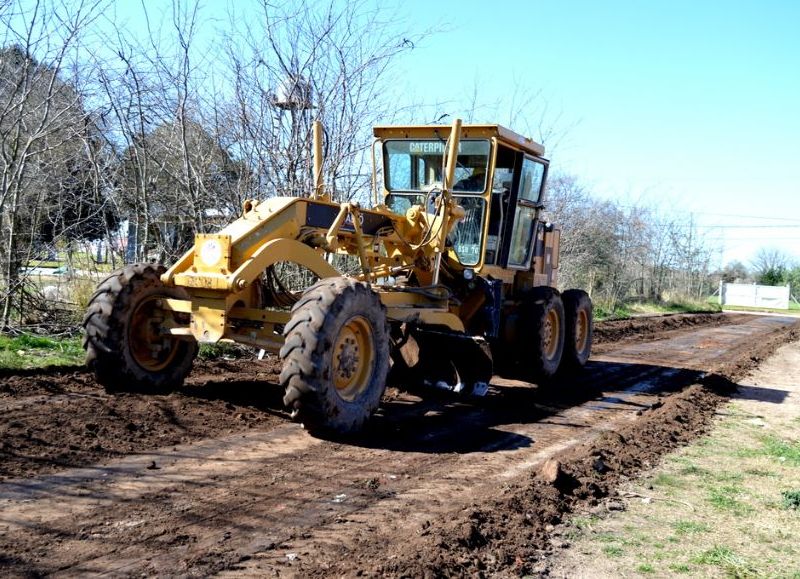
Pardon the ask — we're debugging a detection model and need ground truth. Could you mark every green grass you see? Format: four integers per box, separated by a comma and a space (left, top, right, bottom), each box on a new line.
25, 249, 116, 274
781, 490, 800, 510
672, 520, 710, 535
602, 545, 624, 557
760, 435, 800, 466
593, 297, 721, 320
197, 341, 254, 360
552, 384, 800, 578
0, 333, 84, 369
628, 299, 722, 316
691, 546, 756, 576
678, 463, 709, 476
707, 484, 752, 515
722, 302, 800, 314
571, 516, 600, 530
651, 473, 686, 488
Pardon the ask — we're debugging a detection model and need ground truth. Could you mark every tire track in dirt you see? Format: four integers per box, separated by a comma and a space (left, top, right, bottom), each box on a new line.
1, 314, 796, 576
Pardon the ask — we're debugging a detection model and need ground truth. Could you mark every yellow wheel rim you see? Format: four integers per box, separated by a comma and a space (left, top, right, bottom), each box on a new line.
575, 309, 589, 353
333, 316, 374, 400
543, 308, 561, 360
129, 296, 180, 372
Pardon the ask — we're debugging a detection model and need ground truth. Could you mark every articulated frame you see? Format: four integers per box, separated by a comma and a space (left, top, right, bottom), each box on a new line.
159, 193, 466, 353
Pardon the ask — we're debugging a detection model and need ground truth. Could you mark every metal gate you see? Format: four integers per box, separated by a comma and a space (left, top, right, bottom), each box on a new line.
720, 282, 791, 310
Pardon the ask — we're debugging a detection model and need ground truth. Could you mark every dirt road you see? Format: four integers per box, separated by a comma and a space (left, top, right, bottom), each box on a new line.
1, 313, 797, 576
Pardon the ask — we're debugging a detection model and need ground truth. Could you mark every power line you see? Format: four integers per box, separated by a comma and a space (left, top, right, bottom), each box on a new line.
615, 205, 800, 223
652, 223, 800, 230
705, 237, 800, 241
678, 210, 800, 223
690, 224, 800, 229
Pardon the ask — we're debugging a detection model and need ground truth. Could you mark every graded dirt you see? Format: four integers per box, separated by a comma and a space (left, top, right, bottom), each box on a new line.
0, 312, 797, 577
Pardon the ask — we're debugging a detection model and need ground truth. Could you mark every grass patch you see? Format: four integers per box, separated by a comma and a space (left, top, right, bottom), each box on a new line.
593, 302, 630, 321
635, 562, 654, 573
627, 298, 721, 316
672, 520, 710, 535
722, 303, 800, 314
544, 347, 800, 578
713, 471, 744, 483
0, 333, 83, 369
782, 490, 800, 510
708, 485, 752, 515
198, 341, 255, 360
570, 515, 599, 530
593, 297, 721, 321
651, 473, 685, 488
760, 435, 800, 466
744, 467, 779, 478
677, 463, 708, 476
691, 545, 755, 576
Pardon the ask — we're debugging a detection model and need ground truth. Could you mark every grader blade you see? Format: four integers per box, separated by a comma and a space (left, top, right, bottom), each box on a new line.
400, 328, 493, 395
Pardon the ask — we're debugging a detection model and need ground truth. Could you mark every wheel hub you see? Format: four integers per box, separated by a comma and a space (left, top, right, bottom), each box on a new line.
332, 316, 374, 400
543, 309, 560, 359
575, 310, 589, 351
130, 296, 179, 371
336, 336, 360, 380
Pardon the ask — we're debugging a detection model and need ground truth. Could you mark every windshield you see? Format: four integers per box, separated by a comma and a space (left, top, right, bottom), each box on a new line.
448, 195, 485, 266
383, 139, 491, 193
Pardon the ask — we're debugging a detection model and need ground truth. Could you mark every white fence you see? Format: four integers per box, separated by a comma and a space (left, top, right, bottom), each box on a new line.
720, 282, 791, 310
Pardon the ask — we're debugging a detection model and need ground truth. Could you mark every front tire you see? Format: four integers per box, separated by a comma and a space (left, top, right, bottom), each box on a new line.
82, 264, 198, 393
280, 277, 390, 434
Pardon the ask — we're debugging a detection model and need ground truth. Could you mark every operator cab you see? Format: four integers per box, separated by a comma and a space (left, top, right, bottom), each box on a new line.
373, 124, 549, 273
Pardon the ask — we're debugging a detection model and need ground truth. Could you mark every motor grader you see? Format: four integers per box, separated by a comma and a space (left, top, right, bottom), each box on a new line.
83, 119, 593, 434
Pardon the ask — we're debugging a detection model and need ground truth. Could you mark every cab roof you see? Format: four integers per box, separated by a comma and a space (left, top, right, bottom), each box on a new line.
372, 123, 545, 158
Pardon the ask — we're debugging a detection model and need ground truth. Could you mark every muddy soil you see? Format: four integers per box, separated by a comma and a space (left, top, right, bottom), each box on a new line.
0, 312, 730, 482
0, 359, 287, 480
0, 312, 797, 577
347, 322, 799, 578
592, 311, 733, 347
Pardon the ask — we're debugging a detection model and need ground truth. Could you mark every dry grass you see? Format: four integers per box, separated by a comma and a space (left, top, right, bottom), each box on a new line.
550, 342, 800, 578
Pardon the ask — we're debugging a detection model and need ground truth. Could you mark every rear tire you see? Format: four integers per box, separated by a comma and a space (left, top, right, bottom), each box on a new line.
82, 263, 198, 393
280, 277, 390, 434
562, 289, 593, 371
519, 287, 565, 381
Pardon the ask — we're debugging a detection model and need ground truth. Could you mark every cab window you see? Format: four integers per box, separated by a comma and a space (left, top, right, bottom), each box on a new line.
448, 196, 485, 267
383, 139, 490, 193
507, 157, 547, 267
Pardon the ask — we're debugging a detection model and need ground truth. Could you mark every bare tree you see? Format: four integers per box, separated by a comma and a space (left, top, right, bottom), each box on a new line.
221, 0, 420, 202
0, 0, 108, 327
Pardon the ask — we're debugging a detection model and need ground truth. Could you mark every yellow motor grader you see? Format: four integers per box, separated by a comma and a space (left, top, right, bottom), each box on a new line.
83, 119, 592, 433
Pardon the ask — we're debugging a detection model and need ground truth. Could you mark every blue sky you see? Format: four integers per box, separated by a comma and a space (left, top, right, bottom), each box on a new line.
17, 0, 799, 267
389, 0, 800, 267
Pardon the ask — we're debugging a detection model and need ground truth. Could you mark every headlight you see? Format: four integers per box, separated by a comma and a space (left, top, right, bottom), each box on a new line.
463, 268, 475, 281
199, 238, 222, 267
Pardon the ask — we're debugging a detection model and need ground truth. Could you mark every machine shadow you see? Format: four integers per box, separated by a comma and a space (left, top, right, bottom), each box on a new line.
338, 360, 683, 453
331, 360, 791, 454
174, 358, 790, 455
177, 379, 289, 418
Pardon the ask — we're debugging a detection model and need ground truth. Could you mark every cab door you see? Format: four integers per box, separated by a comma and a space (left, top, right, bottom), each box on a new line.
501, 155, 548, 269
